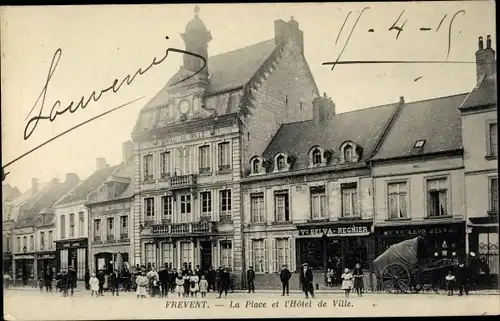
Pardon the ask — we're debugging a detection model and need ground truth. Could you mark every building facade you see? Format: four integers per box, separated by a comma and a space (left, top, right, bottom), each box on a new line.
33, 208, 57, 277
241, 94, 400, 289
54, 161, 115, 280
460, 36, 498, 281
87, 141, 135, 273
2, 183, 22, 274
130, 7, 319, 287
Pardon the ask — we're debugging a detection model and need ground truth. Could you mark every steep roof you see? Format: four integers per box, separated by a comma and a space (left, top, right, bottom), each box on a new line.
372, 93, 468, 161
87, 161, 134, 205
2, 184, 21, 202
56, 166, 118, 206
460, 75, 497, 109
262, 103, 399, 170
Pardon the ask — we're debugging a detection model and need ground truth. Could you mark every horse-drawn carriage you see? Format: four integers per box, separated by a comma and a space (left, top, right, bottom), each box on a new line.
373, 236, 490, 293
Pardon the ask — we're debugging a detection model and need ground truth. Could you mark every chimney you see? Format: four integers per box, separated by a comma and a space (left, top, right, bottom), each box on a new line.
399, 96, 405, 104
274, 17, 304, 53
65, 173, 80, 185
475, 35, 496, 83
96, 158, 108, 170
122, 141, 134, 163
313, 92, 336, 125
52, 177, 60, 184
31, 178, 39, 194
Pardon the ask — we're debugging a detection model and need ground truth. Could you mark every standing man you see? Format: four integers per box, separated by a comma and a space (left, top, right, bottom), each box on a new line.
194, 265, 202, 280
218, 268, 231, 299
109, 269, 120, 296
299, 263, 314, 299
66, 267, 76, 297
84, 267, 90, 291
280, 264, 292, 296
159, 264, 169, 298
207, 267, 216, 292
43, 268, 53, 293
246, 266, 255, 294
456, 262, 470, 296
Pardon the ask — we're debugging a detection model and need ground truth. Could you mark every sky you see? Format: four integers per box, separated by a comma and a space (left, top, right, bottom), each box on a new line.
1, 1, 496, 192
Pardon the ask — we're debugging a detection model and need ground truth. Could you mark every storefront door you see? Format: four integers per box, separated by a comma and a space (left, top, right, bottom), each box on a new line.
200, 241, 212, 273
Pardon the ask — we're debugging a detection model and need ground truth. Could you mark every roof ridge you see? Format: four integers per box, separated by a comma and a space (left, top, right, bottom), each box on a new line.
209, 39, 275, 59
403, 92, 469, 106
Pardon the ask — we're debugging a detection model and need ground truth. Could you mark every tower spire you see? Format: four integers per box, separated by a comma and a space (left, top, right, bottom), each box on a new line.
194, 5, 200, 18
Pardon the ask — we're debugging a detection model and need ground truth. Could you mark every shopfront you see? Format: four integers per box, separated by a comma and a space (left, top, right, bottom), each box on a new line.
468, 214, 498, 284
296, 220, 374, 283
374, 222, 466, 262
94, 251, 130, 274
56, 237, 88, 280
36, 253, 56, 277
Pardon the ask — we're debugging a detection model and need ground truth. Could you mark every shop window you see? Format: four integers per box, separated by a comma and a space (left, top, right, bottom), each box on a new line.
60, 249, 68, 271
274, 191, 290, 222
162, 195, 173, 221
77, 248, 86, 279
479, 233, 499, 275
310, 186, 326, 219
427, 178, 448, 217
251, 193, 265, 223
180, 194, 192, 223
144, 197, 155, 223
220, 241, 232, 268
388, 181, 408, 219
298, 238, 323, 270
143, 154, 154, 181
251, 239, 267, 273
489, 177, 498, 212
200, 191, 212, 218
160, 151, 171, 178
341, 183, 358, 218
199, 145, 211, 173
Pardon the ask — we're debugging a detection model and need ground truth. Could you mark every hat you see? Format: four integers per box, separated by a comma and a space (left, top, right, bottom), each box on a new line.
301, 263, 309, 267
249, 266, 253, 269
469, 252, 476, 257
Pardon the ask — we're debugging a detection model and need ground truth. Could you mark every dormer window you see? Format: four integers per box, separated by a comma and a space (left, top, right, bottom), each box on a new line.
414, 140, 426, 148
276, 155, 286, 170
273, 153, 291, 172
340, 141, 361, 164
309, 146, 327, 167
312, 149, 322, 165
253, 159, 260, 173
344, 145, 354, 162
250, 156, 266, 176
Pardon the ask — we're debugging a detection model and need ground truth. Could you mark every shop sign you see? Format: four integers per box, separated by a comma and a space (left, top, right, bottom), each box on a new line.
298, 224, 370, 237
14, 254, 35, 259
15, 227, 34, 235
37, 254, 55, 259
57, 240, 87, 249
381, 226, 459, 237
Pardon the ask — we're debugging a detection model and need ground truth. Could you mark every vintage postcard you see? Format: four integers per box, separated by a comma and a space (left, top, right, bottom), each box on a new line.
1, 2, 498, 320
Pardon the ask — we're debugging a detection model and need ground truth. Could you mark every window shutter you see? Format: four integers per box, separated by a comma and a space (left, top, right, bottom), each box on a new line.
246, 237, 252, 273
264, 238, 268, 273
272, 238, 278, 273
289, 237, 295, 272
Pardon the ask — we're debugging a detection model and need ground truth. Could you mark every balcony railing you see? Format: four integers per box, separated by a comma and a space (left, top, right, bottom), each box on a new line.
94, 236, 101, 242
170, 174, 197, 189
152, 221, 217, 235
120, 233, 129, 240
107, 234, 115, 241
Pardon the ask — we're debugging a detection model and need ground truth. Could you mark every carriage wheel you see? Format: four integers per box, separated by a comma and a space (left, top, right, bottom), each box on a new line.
381, 264, 411, 293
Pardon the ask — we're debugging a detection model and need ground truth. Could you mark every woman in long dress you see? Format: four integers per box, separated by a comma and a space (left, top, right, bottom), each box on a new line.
175, 273, 185, 298
341, 268, 354, 298
353, 263, 364, 297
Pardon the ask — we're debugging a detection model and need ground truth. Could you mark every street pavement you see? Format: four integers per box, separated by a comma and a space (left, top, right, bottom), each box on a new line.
4, 288, 499, 319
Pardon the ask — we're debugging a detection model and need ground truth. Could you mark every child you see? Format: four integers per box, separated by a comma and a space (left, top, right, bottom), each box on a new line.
326, 269, 332, 287
135, 272, 148, 299
190, 273, 199, 297
353, 263, 364, 297
183, 272, 191, 297
341, 268, 354, 298
89, 273, 100, 297
38, 277, 45, 292
199, 275, 208, 298
445, 271, 456, 296
152, 276, 160, 297
175, 273, 185, 298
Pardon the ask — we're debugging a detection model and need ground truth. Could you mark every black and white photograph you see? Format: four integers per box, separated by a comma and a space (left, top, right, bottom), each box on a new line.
1, 1, 498, 319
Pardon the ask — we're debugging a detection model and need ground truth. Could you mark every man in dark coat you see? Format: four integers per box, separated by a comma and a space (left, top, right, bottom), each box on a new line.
159, 265, 169, 298
121, 268, 132, 292
207, 267, 216, 292
109, 269, 120, 296
194, 265, 202, 280
84, 268, 90, 291
246, 266, 255, 293
66, 267, 76, 297
456, 262, 470, 296
169, 268, 177, 293
97, 269, 105, 296
43, 268, 53, 293
299, 263, 314, 299
280, 264, 292, 296
218, 268, 231, 298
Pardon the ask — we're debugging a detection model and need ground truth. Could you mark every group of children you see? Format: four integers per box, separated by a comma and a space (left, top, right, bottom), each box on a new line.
174, 273, 209, 298
339, 263, 365, 298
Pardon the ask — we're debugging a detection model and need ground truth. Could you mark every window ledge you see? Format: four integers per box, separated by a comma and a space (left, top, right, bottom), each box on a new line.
198, 170, 212, 176
487, 210, 498, 216
248, 222, 267, 226
271, 221, 292, 226
338, 216, 362, 221
485, 155, 498, 161
307, 218, 329, 223
217, 169, 232, 175
142, 179, 156, 184
385, 217, 412, 221
424, 215, 453, 220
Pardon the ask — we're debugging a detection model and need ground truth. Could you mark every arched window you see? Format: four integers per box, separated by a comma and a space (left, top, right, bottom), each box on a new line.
252, 159, 260, 174
276, 155, 286, 170
344, 145, 354, 162
312, 148, 322, 165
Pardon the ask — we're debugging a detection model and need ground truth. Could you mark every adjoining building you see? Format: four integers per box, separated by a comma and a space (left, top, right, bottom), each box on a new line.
240, 94, 400, 290
33, 207, 57, 277
460, 35, 498, 285
87, 141, 135, 274
2, 183, 22, 274
130, 6, 319, 288
54, 160, 116, 280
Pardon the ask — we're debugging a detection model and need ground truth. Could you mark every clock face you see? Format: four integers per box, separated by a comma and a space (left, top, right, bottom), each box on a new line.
178, 100, 190, 115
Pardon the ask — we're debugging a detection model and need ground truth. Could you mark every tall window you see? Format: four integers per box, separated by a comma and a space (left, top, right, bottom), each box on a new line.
388, 182, 408, 219
162, 196, 173, 221
275, 191, 290, 222
120, 216, 128, 239
16, 237, 20, 252
252, 159, 260, 174
489, 122, 498, 156
251, 193, 265, 223
344, 145, 354, 162
489, 177, 498, 211
144, 197, 155, 222
60, 215, 66, 239
200, 191, 212, 217
94, 219, 101, 241
312, 148, 322, 165
160, 151, 171, 178
310, 186, 326, 219
48, 231, 53, 249
22, 236, 27, 250
78, 212, 85, 237
276, 155, 286, 170
179, 148, 190, 175
252, 239, 266, 273
69, 213, 75, 238
145, 243, 155, 266
143, 154, 154, 181
29, 235, 34, 250
6, 237, 10, 252
220, 190, 232, 217
341, 183, 358, 217
218, 142, 231, 171
107, 218, 114, 240
180, 194, 192, 222
427, 178, 448, 217
162, 243, 174, 266
199, 145, 211, 173
180, 242, 192, 266
275, 238, 290, 271
40, 232, 45, 250
220, 241, 232, 268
